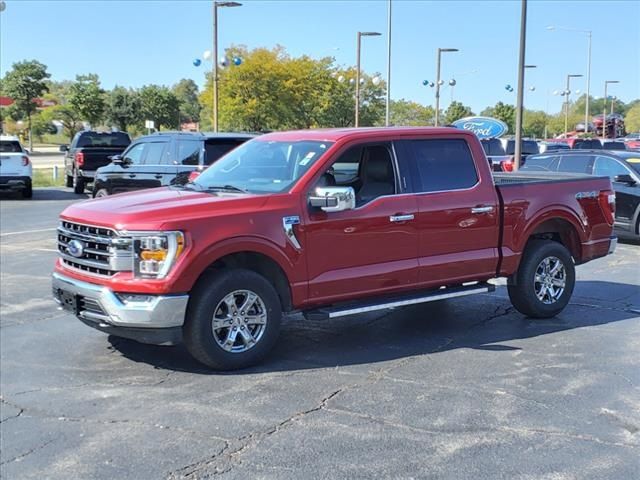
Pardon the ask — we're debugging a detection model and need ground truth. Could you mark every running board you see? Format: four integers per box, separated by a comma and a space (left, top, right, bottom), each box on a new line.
304, 282, 495, 320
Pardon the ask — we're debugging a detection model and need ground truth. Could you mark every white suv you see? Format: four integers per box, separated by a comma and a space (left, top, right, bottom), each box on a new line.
0, 135, 33, 198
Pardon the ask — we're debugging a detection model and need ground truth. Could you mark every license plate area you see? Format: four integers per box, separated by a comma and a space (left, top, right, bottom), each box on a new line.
57, 289, 79, 314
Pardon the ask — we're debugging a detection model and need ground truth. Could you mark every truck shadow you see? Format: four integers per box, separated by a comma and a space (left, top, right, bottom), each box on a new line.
108, 280, 639, 375
0, 188, 88, 202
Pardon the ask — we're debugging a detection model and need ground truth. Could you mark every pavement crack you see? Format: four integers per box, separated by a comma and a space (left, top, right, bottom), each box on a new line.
0, 439, 55, 466
0, 397, 24, 424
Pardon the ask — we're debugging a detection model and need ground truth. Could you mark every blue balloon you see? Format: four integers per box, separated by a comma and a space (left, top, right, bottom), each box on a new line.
505, 84, 511, 91
193, 58, 202, 67
422, 80, 429, 86
233, 56, 242, 66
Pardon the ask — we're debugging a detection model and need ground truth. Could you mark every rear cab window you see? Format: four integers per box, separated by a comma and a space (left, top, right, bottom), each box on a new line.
76, 132, 131, 148
401, 138, 478, 193
556, 155, 594, 174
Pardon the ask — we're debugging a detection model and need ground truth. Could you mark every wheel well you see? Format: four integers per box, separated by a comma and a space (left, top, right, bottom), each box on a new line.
529, 218, 582, 262
200, 252, 293, 312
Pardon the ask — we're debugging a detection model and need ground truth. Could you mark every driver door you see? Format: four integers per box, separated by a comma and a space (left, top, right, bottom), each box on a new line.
302, 142, 419, 304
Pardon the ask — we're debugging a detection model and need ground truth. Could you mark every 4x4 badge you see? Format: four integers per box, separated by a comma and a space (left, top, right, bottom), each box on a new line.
282, 216, 302, 250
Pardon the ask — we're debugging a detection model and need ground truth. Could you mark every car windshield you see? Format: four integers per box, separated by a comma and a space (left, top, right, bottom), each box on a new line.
481, 139, 505, 156
192, 139, 333, 194
0, 140, 22, 153
505, 140, 539, 155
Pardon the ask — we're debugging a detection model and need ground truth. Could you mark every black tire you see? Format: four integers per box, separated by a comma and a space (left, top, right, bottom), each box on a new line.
22, 182, 33, 199
94, 188, 109, 198
73, 171, 85, 194
508, 239, 575, 318
183, 269, 282, 370
66, 174, 73, 188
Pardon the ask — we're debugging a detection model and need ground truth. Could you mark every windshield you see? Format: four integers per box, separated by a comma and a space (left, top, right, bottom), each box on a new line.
0, 140, 23, 153
505, 140, 539, 155
192, 139, 333, 193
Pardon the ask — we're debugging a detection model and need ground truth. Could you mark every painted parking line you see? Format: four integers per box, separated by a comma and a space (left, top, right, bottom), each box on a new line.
0, 228, 57, 237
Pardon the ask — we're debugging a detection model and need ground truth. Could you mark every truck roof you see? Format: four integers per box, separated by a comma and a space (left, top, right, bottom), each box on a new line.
259, 127, 467, 142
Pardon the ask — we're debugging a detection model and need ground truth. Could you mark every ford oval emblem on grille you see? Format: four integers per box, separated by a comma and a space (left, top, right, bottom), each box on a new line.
67, 239, 85, 258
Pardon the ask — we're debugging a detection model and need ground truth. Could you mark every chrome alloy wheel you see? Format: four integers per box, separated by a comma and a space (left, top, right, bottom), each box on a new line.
534, 256, 566, 305
211, 290, 267, 353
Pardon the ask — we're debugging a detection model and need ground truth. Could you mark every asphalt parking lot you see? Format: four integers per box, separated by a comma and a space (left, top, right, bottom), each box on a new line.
1, 188, 639, 479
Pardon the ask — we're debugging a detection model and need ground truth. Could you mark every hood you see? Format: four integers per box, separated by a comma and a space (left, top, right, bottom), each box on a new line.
61, 187, 269, 230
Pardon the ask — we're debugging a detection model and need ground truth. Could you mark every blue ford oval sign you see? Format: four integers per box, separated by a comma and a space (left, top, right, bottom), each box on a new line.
451, 116, 508, 139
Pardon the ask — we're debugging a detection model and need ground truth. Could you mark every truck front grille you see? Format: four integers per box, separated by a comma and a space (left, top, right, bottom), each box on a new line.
57, 221, 132, 277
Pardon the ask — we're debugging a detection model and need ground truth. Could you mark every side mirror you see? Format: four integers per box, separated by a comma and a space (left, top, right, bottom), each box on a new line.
613, 174, 636, 185
110, 155, 126, 165
59, 145, 69, 152
309, 186, 356, 212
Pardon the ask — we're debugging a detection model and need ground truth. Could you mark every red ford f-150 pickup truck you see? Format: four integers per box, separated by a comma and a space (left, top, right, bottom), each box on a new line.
52, 127, 617, 370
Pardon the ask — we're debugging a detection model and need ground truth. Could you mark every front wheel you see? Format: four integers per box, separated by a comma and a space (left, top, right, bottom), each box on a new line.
508, 239, 575, 318
183, 269, 282, 370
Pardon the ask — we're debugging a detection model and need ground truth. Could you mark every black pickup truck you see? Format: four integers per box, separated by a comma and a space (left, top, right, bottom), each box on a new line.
61, 131, 131, 194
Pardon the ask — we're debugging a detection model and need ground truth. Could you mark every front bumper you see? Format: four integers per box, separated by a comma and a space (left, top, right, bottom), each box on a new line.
52, 272, 189, 345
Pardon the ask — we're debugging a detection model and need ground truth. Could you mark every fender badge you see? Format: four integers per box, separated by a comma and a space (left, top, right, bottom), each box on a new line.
282, 216, 302, 250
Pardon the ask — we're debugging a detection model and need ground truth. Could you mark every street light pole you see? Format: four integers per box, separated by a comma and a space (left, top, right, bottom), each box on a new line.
212, 1, 242, 133
513, 0, 527, 171
355, 31, 381, 128
564, 74, 583, 137
385, 0, 392, 126
434, 48, 458, 126
603, 80, 620, 140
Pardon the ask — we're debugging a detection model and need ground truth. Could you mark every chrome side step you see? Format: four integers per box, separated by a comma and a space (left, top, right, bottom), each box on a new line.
304, 282, 494, 320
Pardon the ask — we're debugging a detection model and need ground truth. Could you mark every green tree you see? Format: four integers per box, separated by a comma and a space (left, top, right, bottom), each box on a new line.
523, 110, 548, 138
139, 85, 180, 130
443, 101, 473, 125
625, 103, 640, 133
385, 99, 434, 126
41, 105, 83, 141
482, 101, 516, 134
68, 74, 106, 127
172, 79, 201, 125
1, 60, 51, 150
106, 86, 141, 132
30, 111, 57, 142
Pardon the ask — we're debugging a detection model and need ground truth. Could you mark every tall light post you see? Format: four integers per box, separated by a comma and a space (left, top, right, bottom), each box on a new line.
603, 80, 620, 140
434, 48, 458, 126
385, 0, 392, 126
547, 26, 592, 135
212, 1, 242, 132
355, 31, 381, 127
513, 0, 527, 170
563, 74, 583, 137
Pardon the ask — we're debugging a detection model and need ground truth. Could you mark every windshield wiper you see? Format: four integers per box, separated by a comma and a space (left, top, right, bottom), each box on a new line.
204, 184, 248, 193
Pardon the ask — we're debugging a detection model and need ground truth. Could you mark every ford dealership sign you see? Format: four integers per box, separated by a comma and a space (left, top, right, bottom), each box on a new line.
451, 116, 508, 139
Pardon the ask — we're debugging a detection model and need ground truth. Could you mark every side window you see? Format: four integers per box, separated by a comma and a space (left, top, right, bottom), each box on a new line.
123, 143, 146, 165
594, 156, 632, 179
177, 140, 202, 165
204, 140, 245, 165
144, 142, 169, 165
405, 139, 478, 193
521, 155, 559, 172
330, 146, 362, 185
557, 155, 593, 174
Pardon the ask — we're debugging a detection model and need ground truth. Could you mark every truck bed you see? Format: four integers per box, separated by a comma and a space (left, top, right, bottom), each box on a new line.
493, 171, 607, 186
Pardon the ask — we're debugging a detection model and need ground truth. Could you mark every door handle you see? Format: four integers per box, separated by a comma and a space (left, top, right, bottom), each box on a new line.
128, 174, 136, 178
471, 205, 494, 214
154, 174, 162, 179
389, 214, 415, 222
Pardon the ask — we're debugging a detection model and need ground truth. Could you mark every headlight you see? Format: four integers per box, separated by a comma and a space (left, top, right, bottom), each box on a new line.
132, 231, 184, 278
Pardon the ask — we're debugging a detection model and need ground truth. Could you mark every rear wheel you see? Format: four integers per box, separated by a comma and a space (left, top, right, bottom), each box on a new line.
22, 182, 33, 199
183, 269, 282, 370
73, 170, 85, 194
94, 188, 109, 198
508, 239, 575, 318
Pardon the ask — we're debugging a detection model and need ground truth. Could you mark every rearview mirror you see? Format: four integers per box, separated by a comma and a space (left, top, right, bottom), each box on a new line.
613, 174, 636, 185
309, 186, 356, 212
59, 145, 69, 152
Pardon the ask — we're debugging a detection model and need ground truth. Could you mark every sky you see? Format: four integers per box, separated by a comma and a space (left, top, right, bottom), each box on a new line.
1, 0, 639, 115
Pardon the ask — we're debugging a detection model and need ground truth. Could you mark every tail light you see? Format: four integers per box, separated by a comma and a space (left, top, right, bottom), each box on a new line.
21, 156, 30, 166
598, 189, 616, 225
501, 157, 514, 172
75, 152, 84, 167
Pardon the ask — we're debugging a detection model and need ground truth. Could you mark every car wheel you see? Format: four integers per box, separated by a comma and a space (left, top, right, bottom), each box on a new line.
73, 171, 85, 194
22, 182, 33, 199
183, 269, 282, 370
94, 188, 109, 198
507, 239, 575, 318
66, 174, 73, 188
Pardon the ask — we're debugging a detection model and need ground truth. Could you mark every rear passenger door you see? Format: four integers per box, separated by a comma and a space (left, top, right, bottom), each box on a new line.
398, 137, 500, 287
593, 155, 640, 227
130, 139, 171, 191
